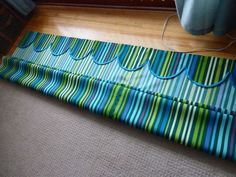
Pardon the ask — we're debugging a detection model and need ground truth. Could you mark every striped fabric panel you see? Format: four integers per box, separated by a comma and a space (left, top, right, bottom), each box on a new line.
3, 31, 236, 161
149, 50, 190, 78
0, 57, 235, 161
188, 56, 235, 86
92, 41, 123, 64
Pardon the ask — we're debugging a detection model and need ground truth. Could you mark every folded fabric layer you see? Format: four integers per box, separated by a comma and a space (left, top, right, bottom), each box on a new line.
1, 31, 235, 161
15, 32, 236, 113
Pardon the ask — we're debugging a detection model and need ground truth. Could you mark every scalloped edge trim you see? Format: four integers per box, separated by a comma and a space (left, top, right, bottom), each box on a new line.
17, 31, 236, 88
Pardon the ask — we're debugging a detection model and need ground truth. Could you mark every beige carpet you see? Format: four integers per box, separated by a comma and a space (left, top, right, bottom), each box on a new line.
0, 79, 235, 177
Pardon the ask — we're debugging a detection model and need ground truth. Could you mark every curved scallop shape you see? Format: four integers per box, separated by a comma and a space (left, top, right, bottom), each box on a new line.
33, 33, 55, 52
148, 50, 190, 79
70, 38, 94, 60
187, 72, 231, 88
51, 36, 73, 56
187, 55, 235, 87
18, 31, 38, 48
91, 41, 123, 64
15, 32, 236, 89
117, 45, 153, 71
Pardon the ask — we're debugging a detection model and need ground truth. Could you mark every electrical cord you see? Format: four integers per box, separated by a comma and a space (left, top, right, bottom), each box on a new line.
226, 34, 236, 40
161, 13, 236, 53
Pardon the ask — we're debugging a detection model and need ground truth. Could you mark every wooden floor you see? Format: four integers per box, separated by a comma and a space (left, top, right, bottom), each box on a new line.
10, 5, 236, 59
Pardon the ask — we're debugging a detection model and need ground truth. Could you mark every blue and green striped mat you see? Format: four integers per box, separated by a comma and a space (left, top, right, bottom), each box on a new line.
1, 32, 236, 161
